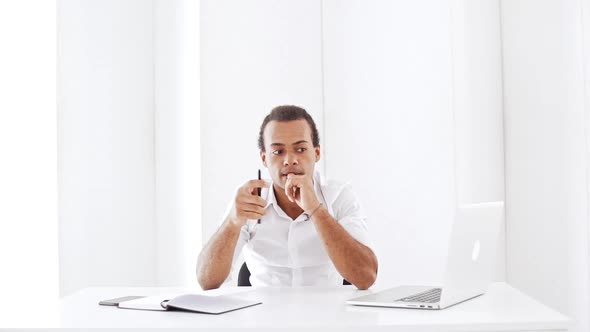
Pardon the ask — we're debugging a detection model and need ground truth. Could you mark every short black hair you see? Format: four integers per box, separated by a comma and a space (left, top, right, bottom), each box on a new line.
258, 105, 320, 152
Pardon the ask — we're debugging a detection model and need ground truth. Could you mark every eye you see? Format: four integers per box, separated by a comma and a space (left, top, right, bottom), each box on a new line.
296, 148, 307, 153
272, 150, 283, 155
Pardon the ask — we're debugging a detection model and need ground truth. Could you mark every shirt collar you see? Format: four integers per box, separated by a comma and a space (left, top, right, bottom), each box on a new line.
264, 183, 276, 209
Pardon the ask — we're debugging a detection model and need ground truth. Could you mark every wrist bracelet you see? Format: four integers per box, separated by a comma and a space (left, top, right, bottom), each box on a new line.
304, 202, 323, 221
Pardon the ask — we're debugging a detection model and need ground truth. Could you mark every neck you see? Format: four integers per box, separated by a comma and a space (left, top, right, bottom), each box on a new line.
273, 184, 303, 219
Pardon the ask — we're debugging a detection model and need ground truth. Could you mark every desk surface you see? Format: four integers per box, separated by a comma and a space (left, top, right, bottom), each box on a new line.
59, 282, 570, 331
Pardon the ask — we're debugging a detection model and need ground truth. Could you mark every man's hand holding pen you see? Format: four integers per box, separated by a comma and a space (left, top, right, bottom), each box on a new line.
227, 179, 269, 227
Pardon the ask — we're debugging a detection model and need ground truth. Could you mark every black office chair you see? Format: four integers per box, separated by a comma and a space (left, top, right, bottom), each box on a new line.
237, 261, 252, 286
237, 262, 351, 286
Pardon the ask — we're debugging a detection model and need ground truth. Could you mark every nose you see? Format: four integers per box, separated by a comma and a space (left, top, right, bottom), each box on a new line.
282, 152, 299, 166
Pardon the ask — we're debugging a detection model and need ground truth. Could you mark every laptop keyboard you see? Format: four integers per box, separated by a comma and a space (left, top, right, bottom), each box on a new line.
398, 288, 442, 303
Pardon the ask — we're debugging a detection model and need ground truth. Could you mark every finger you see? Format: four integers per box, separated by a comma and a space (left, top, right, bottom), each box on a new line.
240, 195, 266, 208
239, 201, 266, 214
243, 179, 270, 195
284, 178, 294, 202
286, 175, 309, 201
240, 204, 266, 216
286, 174, 304, 187
286, 173, 307, 181
239, 211, 265, 220
288, 187, 298, 202
286, 175, 303, 201
241, 205, 266, 216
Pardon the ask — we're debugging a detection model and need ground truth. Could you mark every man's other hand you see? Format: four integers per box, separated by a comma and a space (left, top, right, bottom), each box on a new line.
284, 173, 320, 211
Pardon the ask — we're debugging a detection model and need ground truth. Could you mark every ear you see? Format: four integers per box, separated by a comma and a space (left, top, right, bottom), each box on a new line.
260, 150, 267, 167
314, 145, 321, 163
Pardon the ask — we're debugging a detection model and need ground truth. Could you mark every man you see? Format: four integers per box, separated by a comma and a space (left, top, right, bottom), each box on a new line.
196, 105, 378, 290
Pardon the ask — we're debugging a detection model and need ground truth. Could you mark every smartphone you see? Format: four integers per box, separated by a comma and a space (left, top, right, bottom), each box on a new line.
99, 295, 145, 306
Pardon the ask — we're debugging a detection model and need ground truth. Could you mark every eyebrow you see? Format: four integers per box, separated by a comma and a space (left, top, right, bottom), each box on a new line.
270, 140, 309, 147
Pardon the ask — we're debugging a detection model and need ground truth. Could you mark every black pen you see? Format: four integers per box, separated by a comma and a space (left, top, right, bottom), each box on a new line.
257, 169, 262, 224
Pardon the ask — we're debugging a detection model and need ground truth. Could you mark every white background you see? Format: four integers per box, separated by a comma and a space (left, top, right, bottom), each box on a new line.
200, 0, 505, 290
0, 0, 59, 327
502, 1, 590, 330
57, 0, 201, 297
1, 0, 590, 331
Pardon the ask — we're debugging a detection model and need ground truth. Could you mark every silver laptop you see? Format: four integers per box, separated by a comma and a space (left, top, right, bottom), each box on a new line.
346, 201, 504, 310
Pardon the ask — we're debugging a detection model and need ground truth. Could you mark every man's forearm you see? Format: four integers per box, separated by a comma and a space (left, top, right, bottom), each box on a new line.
196, 219, 242, 290
311, 207, 378, 290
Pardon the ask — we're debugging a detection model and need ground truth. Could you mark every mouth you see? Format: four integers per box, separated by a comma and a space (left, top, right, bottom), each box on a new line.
281, 172, 303, 177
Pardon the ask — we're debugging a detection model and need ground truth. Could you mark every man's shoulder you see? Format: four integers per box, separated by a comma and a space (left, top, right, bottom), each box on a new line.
316, 173, 355, 201
321, 178, 350, 192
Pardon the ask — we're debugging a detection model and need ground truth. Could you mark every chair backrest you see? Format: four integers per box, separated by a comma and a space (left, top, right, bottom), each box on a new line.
238, 261, 252, 286
237, 262, 351, 286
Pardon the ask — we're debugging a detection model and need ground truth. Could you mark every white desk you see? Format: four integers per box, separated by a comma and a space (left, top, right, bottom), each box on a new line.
58, 282, 570, 331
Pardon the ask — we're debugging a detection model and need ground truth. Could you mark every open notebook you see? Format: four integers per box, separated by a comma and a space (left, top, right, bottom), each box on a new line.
114, 289, 261, 314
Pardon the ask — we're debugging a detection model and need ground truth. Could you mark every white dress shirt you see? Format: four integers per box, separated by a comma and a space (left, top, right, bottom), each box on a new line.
222, 171, 372, 287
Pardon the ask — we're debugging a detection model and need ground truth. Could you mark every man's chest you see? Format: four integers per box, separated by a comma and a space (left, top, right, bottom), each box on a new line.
246, 213, 330, 267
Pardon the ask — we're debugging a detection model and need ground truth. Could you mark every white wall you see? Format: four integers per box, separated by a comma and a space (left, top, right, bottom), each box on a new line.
200, 0, 325, 248
58, 0, 157, 296
323, 0, 504, 286
58, 0, 201, 296
154, 0, 202, 287
584, 1, 590, 328
0, 1, 59, 326
450, 0, 505, 279
502, 0, 589, 331
201, 0, 506, 287
322, 0, 456, 286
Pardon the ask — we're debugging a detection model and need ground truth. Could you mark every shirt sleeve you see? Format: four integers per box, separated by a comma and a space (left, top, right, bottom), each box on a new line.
332, 184, 374, 250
